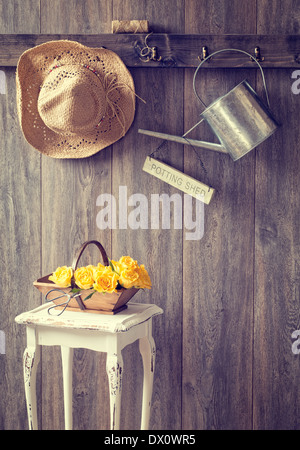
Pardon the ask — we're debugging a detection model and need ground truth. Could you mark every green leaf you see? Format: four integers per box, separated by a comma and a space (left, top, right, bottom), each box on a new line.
83, 291, 96, 301
109, 258, 120, 275
71, 288, 81, 293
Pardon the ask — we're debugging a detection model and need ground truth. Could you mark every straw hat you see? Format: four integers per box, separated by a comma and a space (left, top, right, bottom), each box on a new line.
16, 40, 136, 158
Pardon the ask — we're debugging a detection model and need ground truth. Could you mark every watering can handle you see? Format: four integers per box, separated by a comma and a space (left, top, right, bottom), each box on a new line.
193, 48, 271, 109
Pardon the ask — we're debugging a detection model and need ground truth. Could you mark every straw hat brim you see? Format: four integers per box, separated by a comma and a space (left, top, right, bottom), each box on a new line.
16, 40, 136, 159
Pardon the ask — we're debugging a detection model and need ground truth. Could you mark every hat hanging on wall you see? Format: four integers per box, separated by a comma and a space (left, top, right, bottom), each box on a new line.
16, 40, 136, 158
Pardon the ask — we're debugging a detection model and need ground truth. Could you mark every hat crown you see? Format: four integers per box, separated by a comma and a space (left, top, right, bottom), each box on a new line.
37, 67, 106, 135
16, 40, 136, 158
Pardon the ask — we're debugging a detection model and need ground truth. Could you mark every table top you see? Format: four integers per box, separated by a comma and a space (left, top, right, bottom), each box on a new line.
15, 302, 163, 333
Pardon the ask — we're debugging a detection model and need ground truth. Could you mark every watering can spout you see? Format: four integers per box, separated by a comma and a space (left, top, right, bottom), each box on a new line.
139, 78, 279, 162
138, 129, 228, 154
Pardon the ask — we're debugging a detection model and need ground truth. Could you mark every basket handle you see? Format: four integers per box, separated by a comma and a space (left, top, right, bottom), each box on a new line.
69, 240, 109, 310
72, 240, 110, 271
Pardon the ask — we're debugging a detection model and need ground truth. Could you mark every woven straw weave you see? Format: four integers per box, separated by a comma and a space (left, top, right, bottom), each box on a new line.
16, 40, 135, 158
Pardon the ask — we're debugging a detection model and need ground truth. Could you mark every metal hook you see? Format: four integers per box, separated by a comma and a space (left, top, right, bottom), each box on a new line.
199, 46, 211, 61
251, 46, 265, 62
135, 32, 162, 62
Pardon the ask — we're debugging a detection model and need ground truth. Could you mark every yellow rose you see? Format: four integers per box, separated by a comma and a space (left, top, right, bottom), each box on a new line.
74, 266, 94, 290
118, 256, 138, 269
89, 263, 105, 279
136, 265, 152, 289
119, 266, 140, 289
49, 266, 73, 288
93, 266, 119, 293
110, 260, 122, 275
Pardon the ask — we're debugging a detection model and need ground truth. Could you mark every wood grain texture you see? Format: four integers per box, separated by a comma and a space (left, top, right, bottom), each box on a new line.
182, 68, 255, 430
185, 0, 257, 34
0, 0, 41, 431
111, 0, 185, 430
111, 67, 184, 430
0, 68, 42, 431
112, 0, 184, 33
183, 0, 256, 429
2, 34, 300, 68
40, 0, 113, 430
41, 0, 112, 34
257, 0, 300, 34
0, 0, 40, 33
253, 74, 300, 428
253, 0, 300, 429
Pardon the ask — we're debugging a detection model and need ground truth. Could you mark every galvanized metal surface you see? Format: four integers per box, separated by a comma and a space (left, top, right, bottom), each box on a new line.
199, 79, 279, 161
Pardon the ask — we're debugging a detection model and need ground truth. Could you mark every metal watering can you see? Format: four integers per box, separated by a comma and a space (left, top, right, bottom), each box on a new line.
139, 48, 279, 161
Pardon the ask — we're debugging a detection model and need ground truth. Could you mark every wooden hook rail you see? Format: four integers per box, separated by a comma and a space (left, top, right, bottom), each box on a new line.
0, 34, 300, 68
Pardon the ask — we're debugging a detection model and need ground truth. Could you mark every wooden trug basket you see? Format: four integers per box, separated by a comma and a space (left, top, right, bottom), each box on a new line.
33, 240, 139, 315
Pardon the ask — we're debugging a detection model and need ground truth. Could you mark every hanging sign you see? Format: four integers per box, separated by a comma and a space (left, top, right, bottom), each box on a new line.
142, 156, 214, 205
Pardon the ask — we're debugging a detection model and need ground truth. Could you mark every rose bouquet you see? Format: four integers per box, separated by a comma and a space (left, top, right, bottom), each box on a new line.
49, 255, 151, 298
33, 241, 152, 315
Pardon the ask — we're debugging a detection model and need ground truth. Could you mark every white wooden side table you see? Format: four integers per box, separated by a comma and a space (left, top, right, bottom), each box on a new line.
15, 302, 163, 430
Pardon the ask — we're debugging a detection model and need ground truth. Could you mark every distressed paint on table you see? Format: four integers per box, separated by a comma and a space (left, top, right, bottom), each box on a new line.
15, 302, 163, 332
15, 303, 163, 430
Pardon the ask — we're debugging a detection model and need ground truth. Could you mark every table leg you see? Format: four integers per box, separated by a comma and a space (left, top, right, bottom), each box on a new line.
139, 323, 156, 430
23, 327, 40, 430
61, 346, 73, 430
106, 352, 123, 430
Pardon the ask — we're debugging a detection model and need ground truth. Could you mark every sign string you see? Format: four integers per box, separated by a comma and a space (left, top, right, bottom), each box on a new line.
148, 130, 212, 190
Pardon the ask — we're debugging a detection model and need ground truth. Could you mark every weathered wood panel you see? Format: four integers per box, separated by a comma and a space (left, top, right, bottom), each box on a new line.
40, 0, 113, 430
2, 33, 300, 68
111, 0, 185, 430
182, 0, 256, 429
254, 70, 300, 429
0, 0, 41, 431
111, 67, 185, 430
253, 0, 300, 430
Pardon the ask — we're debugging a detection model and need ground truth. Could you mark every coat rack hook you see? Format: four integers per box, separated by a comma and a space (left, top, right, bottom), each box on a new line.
199, 46, 210, 61
134, 32, 162, 63
251, 46, 265, 62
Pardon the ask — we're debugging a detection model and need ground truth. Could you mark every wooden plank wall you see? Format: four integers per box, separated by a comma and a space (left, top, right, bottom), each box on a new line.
1, 0, 300, 430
